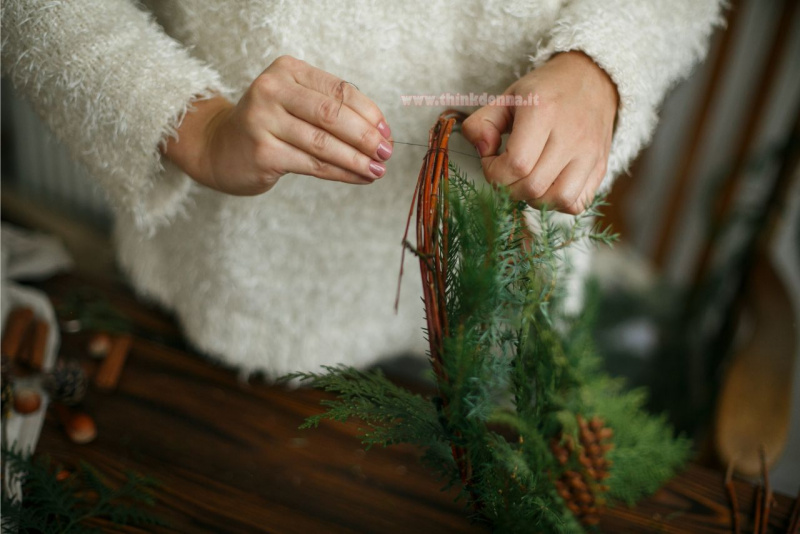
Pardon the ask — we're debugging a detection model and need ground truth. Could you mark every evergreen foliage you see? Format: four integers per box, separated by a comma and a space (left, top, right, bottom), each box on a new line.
289, 163, 689, 532
1, 446, 166, 533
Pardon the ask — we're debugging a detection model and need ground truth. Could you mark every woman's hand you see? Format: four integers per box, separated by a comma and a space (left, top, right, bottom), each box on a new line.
462, 51, 618, 215
163, 55, 393, 195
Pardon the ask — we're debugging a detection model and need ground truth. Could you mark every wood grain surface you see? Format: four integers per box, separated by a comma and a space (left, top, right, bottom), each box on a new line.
28, 273, 797, 533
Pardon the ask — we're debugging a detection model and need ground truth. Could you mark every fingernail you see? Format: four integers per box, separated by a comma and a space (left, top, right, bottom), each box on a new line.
475, 141, 489, 158
369, 161, 386, 178
377, 141, 393, 161
378, 121, 392, 139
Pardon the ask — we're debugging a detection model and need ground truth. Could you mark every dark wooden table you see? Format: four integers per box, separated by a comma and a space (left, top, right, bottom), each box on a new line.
30, 273, 798, 533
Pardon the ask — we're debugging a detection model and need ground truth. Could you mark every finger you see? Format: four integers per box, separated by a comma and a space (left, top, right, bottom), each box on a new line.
506, 138, 566, 202
270, 135, 377, 185
484, 106, 551, 188
528, 158, 595, 213
281, 84, 393, 162
461, 103, 512, 158
289, 59, 390, 136
566, 158, 608, 215
272, 109, 386, 180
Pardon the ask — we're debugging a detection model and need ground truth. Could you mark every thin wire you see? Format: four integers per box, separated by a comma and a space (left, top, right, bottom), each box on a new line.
337, 81, 360, 116
338, 81, 481, 160
393, 141, 481, 160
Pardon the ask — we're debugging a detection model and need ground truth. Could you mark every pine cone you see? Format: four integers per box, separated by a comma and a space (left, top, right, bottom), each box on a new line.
577, 415, 614, 482
550, 414, 615, 527
43, 361, 87, 405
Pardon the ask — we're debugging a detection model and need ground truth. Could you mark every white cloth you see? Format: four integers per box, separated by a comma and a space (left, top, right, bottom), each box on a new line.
1, 224, 72, 501
1, 0, 724, 377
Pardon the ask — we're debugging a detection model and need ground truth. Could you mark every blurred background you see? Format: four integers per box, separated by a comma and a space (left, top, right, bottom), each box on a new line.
2, 0, 799, 495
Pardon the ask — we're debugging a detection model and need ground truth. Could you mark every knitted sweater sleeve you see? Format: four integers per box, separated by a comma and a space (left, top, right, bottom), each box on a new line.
530, 0, 726, 191
1, 0, 228, 231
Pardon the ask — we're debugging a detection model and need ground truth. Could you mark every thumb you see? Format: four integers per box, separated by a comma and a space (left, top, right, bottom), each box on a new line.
462, 104, 513, 158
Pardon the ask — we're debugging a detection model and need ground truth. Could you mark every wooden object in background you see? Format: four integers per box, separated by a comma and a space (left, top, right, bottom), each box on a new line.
714, 257, 797, 476
712, 93, 800, 476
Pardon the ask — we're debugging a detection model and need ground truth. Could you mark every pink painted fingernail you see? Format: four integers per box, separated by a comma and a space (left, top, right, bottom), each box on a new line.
377, 141, 393, 161
369, 161, 386, 178
475, 141, 489, 157
378, 121, 392, 139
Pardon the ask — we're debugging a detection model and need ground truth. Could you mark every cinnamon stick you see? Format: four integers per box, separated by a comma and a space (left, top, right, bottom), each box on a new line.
29, 320, 49, 371
1, 307, 34, 362
94, 334, 132, 391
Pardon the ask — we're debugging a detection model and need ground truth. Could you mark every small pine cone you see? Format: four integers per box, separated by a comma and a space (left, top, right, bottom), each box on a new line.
576, 414, 614, 484
43, 361, 87, 405
552, 414, 616, 527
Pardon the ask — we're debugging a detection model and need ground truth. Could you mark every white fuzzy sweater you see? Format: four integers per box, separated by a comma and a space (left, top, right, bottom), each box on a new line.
2, 0, 723, 377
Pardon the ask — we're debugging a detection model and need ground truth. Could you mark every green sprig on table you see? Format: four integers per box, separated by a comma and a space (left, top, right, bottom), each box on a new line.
1, 446, 166, 533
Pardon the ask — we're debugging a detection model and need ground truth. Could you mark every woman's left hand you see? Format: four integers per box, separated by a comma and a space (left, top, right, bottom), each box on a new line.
462, 51, 619, 215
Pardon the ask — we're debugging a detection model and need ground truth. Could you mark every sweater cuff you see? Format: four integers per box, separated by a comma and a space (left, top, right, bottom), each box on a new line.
529, 0, 724, 193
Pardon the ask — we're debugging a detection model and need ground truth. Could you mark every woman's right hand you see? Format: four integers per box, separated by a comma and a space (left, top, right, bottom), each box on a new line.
163, 55, 393, 195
